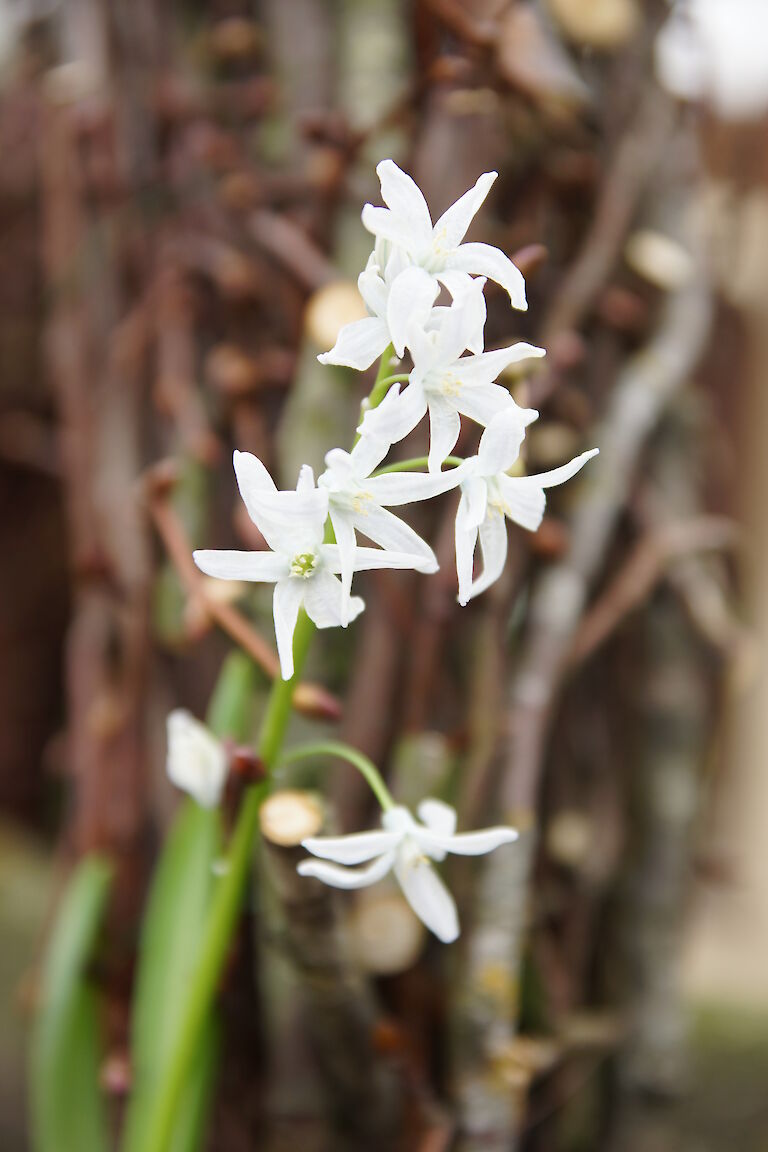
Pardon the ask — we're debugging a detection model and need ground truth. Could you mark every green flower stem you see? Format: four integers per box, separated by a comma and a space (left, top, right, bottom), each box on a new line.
372, 455, 464, 476
136, 615, 315, 1152
281, 740, 396, 812
356, 344, 397, 431
138, 338, 397, 1152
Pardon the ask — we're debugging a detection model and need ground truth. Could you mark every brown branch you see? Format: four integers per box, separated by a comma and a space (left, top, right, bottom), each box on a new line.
248, 209, 338, 292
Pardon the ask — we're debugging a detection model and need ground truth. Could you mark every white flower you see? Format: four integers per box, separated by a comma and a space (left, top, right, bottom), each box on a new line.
656, 0, 768, 121
166, 709, 228, 809
362, 159, 528, 312
358, 281, 545, 472
193, 452, 434, 678
319, 416, 458, 621
297, 798, 518, 943
456, 409, 599, 605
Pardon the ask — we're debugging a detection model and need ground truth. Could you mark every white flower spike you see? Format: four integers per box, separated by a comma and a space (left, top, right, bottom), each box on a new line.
194, 451, 435, 678
456, 409, 599, 605
359, 281, 545, 472
298, 798, 518, 943
166, 709, 228, 809
363, 159, 528, 312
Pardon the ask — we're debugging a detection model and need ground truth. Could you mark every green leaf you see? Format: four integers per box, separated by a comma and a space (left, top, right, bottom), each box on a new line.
205, 650, 258, 742
122, 801, 221, 1152
30, 855, 112, 1152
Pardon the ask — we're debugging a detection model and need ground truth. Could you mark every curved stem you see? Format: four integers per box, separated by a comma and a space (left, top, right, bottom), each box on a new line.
373, 455, 464, 476
356, 344, 397, 434
281, 740, 396, 812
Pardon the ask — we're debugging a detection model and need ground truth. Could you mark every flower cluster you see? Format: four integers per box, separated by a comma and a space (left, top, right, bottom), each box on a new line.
193, 160, 597, 675
168, 160, 599, 943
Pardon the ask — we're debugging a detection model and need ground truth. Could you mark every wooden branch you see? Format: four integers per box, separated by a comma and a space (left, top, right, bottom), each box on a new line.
452, 248, 712, 1151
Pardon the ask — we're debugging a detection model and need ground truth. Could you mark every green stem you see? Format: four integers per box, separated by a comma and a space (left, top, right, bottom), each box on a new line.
281, 740, 396, 812
134, 616, 314, 1152
356, 344, 398, 433
372, 455, 464, 476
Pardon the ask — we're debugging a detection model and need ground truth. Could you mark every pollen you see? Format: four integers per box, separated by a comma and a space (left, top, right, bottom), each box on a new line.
289, 551, 318, 578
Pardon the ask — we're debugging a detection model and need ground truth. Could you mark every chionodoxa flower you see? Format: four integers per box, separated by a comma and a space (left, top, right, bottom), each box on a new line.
298, 798, 518, 943
166, 710, 228, 809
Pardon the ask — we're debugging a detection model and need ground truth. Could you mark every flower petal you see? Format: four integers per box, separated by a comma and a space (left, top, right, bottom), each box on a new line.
455, 498, 480, 607
454, 381, 517, 428
416, 825, 519, 857
432, 170, 497, 249
523, 448, 599, 489
318, 316, 390, 370
495, 475, 546, 532
386, 266, 439, 357
366, 463, 467, 507
272, 578, 305, 679
301, 829, 402, 865
466, 508, 509, 601
477, 406, 538, 476
456, 344, 545, 389
353, 505, 436, 567
193, 549, 287, 583
166, 709, 228, 809
302, 569, 364, 630
426, 398, 462, 473
445, 241, 527, 310
233, 450, 277, 524
394, 842, 459, 943
417, 798, 457, 837
327, 506, 358, 625
298, 851, 396, 890
434, 278, 488, 365
358, 381, 428, 448
357, 265, 389, 319
247, 487, 328, 555
361, 205, 419, 252
375, 159, 433, 252
349, 432, 390, 480
323, 543, 436, 575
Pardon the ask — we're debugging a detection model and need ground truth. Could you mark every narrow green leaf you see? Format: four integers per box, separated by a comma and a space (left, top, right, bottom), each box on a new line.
205, 650, 259, 742
30, 855, 112, 1152
122, 801, 220, 1152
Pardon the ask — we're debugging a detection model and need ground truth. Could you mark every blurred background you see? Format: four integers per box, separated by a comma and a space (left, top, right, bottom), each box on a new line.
2, 0, 768, 1149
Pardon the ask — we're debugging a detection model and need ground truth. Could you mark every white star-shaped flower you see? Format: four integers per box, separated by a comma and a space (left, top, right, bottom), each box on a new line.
358, 281, 545, 472
166, 709, 228, 809
362, 159, 528, 312
456, 409, 599, 605
297, 798, 518, 943
319, 416, 461, 622
193, 452, 434, 678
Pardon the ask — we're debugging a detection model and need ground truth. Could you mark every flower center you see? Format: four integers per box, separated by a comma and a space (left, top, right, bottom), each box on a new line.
289, 551, 318, 578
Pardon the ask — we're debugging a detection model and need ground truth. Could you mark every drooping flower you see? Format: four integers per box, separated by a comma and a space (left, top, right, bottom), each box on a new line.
166, 709, 228, 809
362, 159, 528, 312
193, 451, 436, 678
297, 798, 518, 943
655, 0, 768, 121
319, 412, 463, 621
358, 280, 545, 472
455, 409, 599, 605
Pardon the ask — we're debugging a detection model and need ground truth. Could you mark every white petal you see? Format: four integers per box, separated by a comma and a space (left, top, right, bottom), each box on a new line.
354, 505, 436, 567
496, 475, 546, 533
327, 507, 358, 626
298, 851, 397, 890
394, 842, 459, 943
272, 578, 305, 679
324, 543, 436, 575
303, 569, 364, 630
417, 798, 457, 837
445, 242, 527, 310
295, 464, 316, 495
375, 159, 433, 252
477, 407, 538, 476
357, 265, 389, 319
386, 266, 439, 357
454, 382, 517, 428
458, 474, 488, 530
301, 829, 402, 865
166, 709, 228, 809
358, 381, 428, 447
193, 549, 287, 583
248, 487, 328, 555
436, 270, 484, 353
366, 463, 468, 507
416, 825, 519, 857
456, 344, 546, 388
434, 278, 488, 365
432, 171, 497, 249
361, 205, 419, 252
349, 433, 390, 480
233, 450, 277, 525
455, 503, 480, 608
524, 448, 599, 489
466, 509, 509, 601
426, 398, 462, 473
318, 316, 390, 370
